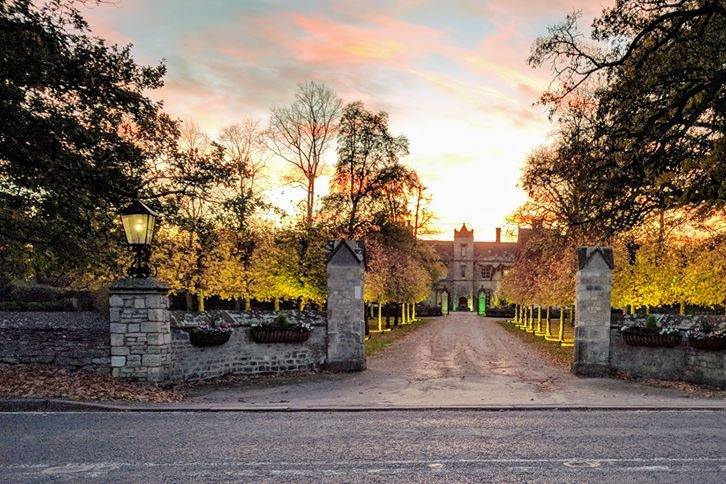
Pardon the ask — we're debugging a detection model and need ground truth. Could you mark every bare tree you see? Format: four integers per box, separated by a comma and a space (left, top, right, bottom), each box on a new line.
411, 181, 436, 238
218, 119, 266, 197
266, 81, 342, 223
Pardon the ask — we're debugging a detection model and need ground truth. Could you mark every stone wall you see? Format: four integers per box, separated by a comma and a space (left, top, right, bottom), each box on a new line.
0, 311, 110, 373
610, 325, 726, 388
169, 310, 327, 381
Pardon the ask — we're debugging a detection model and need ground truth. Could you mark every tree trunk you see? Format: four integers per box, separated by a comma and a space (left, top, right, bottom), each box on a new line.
197, 291, 205, 312
536, 306, 542, 333
185, 292, 193, 311
558, 308, 565, 342
306, 176, 315, 224
412, 303, 416, 322
528, 306, 534, 331
569, 305, 574, 326
299, 297, 306, 311
401, 303, 407, 325
377, 301, 382, 332
273, 297, 280, 312
244, 297, 251, 311
679, 301, 686, 316
545, 306, 551, 336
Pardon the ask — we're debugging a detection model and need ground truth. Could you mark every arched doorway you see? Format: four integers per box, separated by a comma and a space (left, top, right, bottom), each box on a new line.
457, 296, 468, 311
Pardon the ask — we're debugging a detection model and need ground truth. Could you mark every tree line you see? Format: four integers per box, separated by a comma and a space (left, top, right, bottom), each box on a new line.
499, 0, 726, 316
0, 0, 443, 312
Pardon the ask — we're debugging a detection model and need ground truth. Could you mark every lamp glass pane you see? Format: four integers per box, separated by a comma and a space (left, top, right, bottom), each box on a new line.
122, 213, 150, 245
146, 216, 156, 244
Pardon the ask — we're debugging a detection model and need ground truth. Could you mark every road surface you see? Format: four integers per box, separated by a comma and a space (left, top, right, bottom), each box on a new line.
1, 410, 724, 482
185, 313, 725, 408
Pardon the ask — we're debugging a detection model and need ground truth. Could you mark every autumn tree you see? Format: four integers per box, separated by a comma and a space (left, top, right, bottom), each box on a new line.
216, 120, 269, 309
326, 102, 411, 238
153, 122, 232, 311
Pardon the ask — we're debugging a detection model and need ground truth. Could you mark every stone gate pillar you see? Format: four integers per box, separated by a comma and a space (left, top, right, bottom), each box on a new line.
572, 247, 614, 377
108, 278, 171, 383
326, 240, 366, 372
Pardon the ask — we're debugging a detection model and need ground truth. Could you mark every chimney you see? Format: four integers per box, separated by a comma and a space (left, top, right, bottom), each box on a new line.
495, 227, 501, 243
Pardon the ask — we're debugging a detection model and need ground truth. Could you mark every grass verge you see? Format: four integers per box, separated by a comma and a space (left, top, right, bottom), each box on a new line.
365, 318, 431, 357
496, 320, 574, 371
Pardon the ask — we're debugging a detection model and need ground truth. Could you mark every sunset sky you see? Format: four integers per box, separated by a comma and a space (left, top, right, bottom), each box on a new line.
83, 0, 607, 241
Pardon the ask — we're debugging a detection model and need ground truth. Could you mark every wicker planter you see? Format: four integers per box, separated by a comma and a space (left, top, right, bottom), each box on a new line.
250, 327, 311, 344
190, 330, 231, 347
688, 336, 726, 351
623, 333, 681, 348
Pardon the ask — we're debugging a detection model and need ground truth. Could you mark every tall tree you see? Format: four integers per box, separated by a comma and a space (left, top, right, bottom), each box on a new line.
0, 0, 177, 284
266, 81, 341, 223
153, 121, 231, 311
529, 0, 726, 234
329, 102, 411, 238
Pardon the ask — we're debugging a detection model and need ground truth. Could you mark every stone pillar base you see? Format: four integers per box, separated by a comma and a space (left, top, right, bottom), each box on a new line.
572, 247, 614, 379
572, 362, 609, 377
108, 277, 171, 384
325, 360, 366, 372
326, 240, 366, 373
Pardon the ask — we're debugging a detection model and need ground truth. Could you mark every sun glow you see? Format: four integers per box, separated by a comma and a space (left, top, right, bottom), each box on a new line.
82, 0, 596, 238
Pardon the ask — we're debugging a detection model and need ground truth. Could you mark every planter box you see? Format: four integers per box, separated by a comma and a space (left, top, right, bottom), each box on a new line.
250, 327, 311, 344
688, 337, 726, 351
623, 333, 681, 348
190, 330, 231, 347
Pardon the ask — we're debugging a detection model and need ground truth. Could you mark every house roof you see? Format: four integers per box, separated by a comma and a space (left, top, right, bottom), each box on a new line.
424, 240, 517, 262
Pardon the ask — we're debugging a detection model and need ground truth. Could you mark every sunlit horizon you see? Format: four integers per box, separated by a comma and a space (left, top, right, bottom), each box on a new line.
83, 0, 608, 240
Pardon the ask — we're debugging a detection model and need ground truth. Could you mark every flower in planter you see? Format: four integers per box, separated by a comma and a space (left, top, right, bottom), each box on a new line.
189, 322, 233, 347
249, 313, 313, 343
685, 319, 726, 344
251, 313, 312, 333
194, 323, 233, 335
620, 315, 682, 347
620, 315, 678, 337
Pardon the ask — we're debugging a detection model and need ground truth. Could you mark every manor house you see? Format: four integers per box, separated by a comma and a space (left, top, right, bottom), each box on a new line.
424, 224, 530, 313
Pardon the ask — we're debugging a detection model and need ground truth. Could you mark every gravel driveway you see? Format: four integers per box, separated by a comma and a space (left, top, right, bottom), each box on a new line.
187, 313, 726, 408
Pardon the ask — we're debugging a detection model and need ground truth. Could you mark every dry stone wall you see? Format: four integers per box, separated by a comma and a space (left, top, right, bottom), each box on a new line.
2, 239, 368, 384
169, 310, 327, 381
0, 311, 110, 373
610, 323, 726, 388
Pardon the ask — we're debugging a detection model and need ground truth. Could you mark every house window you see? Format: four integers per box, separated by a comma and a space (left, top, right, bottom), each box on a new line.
460, 244, 466, 257
481, 266, 493, 280
460, 265, 466, 278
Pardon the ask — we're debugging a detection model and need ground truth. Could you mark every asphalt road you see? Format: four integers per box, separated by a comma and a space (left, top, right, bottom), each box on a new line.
1, 410, 725, 482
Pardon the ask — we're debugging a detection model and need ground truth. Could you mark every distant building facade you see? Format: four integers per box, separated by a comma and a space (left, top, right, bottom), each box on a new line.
424, 224, 530, 313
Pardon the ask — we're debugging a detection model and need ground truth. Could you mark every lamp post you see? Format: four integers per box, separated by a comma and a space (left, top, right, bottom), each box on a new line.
120, 200, 158, 278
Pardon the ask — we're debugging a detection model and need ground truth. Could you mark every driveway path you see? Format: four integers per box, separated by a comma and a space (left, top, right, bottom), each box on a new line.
186, 313, 725, 408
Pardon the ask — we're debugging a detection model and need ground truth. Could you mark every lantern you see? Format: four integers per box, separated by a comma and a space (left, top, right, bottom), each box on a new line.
120, 201, 158, 278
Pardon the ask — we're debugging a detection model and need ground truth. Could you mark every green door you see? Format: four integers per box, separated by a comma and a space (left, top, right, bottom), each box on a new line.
478, 292, 487, 316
